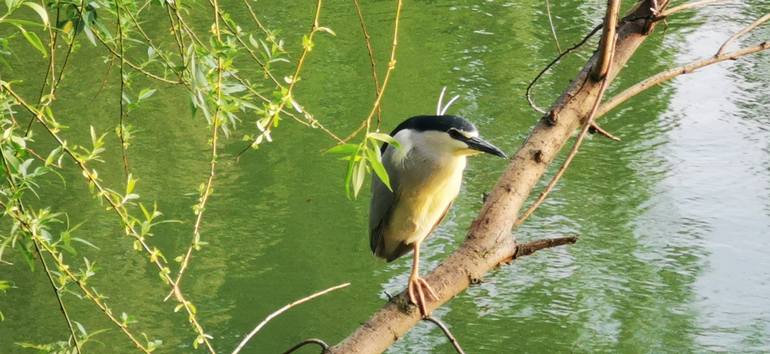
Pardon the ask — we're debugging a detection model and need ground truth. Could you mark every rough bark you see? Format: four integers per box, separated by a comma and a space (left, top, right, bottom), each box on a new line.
331, 2, 658, 353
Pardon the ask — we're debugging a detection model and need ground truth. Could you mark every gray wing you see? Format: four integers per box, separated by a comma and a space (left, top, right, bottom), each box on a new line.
369, 145, 399, 257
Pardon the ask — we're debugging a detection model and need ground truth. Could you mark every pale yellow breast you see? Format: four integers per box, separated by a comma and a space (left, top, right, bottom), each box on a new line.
386, 156, 466, 247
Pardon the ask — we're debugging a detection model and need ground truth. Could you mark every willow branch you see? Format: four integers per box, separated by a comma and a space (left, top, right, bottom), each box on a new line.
0, 148, 81, 353
236, 0, 327, 158
115, 0, 130, 176
353, 0, 383, 128
169, 0, 225, 304
32, 239, 83, 354
342, 0, 403, 142
0, 83, 215, 354
0, 156, 148, 353
232, 282, 350, 354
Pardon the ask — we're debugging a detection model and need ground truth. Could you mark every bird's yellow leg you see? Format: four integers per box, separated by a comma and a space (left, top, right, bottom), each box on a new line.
407, 241, 438, 317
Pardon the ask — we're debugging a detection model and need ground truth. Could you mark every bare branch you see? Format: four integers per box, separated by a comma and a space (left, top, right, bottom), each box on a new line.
545, 0, 562, 53
423, 316, 466, 354
526, 24, 602, 114
597, 41, 770, 118
232, 283, 350, 354
281, 338, 330, 354
659, 0, 730, 17
592, 0, 620, 80
716, 13, 770, 56
517, 20, 619, 228
510, 235, 580, 260
589, 123, 622, 141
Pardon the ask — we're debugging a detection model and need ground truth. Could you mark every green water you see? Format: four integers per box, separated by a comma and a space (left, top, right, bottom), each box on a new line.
2, 1, 770, 353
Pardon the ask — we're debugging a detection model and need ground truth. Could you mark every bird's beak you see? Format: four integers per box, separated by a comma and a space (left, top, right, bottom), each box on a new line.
466, 136, 506, 158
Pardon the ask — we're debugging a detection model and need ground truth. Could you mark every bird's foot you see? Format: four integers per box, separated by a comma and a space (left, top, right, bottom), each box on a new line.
407, 276, 438, 317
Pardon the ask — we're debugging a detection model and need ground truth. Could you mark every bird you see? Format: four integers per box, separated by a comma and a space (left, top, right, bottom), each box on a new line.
369, 115, 506, 316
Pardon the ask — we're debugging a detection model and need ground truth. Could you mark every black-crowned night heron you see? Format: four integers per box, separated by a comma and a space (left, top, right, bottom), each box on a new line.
369, 115, 506, 316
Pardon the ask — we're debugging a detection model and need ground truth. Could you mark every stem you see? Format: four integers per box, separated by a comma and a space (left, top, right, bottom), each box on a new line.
115, 0, 130, 176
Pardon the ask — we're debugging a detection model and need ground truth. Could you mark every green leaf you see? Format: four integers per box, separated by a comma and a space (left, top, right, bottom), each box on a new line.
367, 132, 400, 149
302, 34, 313, 51
352, 158, 366, 198
366, 144, 391, 191
18, 26, 47, 58
343, 143, 363, 198
138, 88, 156, 100
316, 26, 336, 36
23, 2, 48, 27
325, 143, 357, 155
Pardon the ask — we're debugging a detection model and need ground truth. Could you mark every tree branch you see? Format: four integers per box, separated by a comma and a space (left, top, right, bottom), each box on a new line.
597, 40, 770, 118
592, 0, 620, 80
510, 235, 579, 260
716, 13, 770, 56
281, 338, 330, 354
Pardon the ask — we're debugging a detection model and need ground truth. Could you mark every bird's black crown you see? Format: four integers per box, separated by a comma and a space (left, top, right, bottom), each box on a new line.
389, 115, 477, 137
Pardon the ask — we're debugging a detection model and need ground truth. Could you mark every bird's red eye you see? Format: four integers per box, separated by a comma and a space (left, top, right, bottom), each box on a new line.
448, 129, 464, 140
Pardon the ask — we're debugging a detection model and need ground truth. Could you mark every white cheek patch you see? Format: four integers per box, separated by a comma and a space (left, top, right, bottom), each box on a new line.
390, 129, 412, 164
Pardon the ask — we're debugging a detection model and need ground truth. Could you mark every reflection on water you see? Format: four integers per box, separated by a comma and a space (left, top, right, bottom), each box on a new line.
1, 0, 769, 353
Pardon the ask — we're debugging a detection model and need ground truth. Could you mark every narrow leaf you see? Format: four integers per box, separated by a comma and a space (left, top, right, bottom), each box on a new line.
23, 2, 48, 27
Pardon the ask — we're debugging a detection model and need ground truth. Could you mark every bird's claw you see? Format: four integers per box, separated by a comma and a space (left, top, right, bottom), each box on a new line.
408, 276, 438, 317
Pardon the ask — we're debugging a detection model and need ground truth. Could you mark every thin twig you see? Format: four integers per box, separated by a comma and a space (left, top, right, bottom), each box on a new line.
597, 41, 770, 118
341, 0, 403, 142
589, 122, 621, 141
526, 24, 603, 114
353, 0, 383, 129
281, 338, 330, 354
24, 0, 85, 136
423, 316, 465, 354
92, 29, 181, 85
516, 32, 617, 227
115, 0, 130, 176
716, 13, 770, 56
659, 0, 730, 17
232, 283, 350, 354
32, 239, 83, 354
509, 235, 580, 260
545, 0, 562, 53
